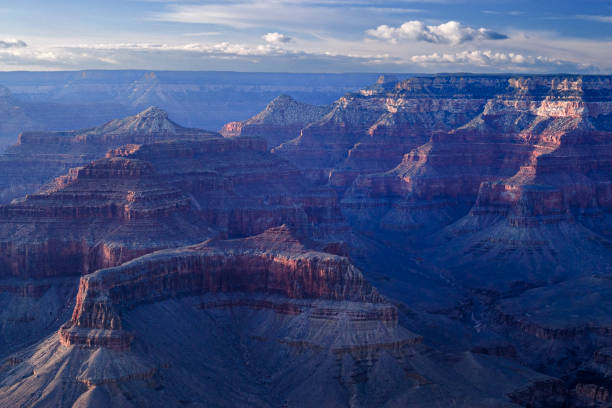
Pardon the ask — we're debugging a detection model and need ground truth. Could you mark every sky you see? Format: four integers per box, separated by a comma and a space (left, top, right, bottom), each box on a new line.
0, 0, 611, 73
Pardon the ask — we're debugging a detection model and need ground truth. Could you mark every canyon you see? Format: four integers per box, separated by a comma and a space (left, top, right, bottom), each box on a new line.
0, 74, 610, 407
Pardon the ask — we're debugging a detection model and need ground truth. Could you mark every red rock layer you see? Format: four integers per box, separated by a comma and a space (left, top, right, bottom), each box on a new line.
61, 226, 385, 349
427, 79, 612, 286
0, 157, 213, 279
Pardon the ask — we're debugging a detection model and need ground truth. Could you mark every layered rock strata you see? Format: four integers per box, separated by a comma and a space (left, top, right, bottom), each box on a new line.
341, 76, 612, 235
228, 76, 611, 245
495, 277, 612, 342
59, 226, 390, 350
428, 78, 612, 289
273, 75, 507, 188
0, 157, 214, 279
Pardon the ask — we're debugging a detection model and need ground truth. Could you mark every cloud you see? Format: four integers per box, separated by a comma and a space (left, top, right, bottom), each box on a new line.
263, 32, 292, 44
76, 41, 292, 57
366, 20, 508, 45
411, 50, 527, 64
0, 39, 27, 49
409, 49, 599, 73
148, 0, 423, 33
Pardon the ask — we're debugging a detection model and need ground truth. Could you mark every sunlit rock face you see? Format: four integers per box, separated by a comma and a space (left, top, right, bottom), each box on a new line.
61, 226, 389, 350
210, 77, 612, 407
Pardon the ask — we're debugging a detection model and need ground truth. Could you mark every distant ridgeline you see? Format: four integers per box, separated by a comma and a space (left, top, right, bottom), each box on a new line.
0, 70, 383, 146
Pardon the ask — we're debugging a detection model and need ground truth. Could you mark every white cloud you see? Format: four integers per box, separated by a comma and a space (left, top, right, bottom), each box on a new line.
366, 20, 507, 45
0, 39, 27, 49
411, 50, 526, 64
409, 49, 598, 72
75, 41, 291, 57
263, 32, 292, 44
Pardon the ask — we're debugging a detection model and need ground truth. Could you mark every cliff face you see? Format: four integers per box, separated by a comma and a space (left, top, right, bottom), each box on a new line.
424, 78, 612, 289
3, 75, 608, 407
225, 76, 609, 216
0, 157, 214, 279
273, 76, 507, 187
0, 107, 220, 204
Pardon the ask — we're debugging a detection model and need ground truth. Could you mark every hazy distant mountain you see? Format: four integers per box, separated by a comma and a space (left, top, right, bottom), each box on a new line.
0, 70, 383, 147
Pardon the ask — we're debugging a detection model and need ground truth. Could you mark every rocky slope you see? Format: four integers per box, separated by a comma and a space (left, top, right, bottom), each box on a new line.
0, 227, 560, 407
273, 75, 502, 187
0, 107, 219, 203
427, 77, 612, 290
486, 276, 612, 404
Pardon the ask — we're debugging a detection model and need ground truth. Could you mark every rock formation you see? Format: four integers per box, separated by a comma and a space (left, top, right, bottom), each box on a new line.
108, 138, 347, 240
214, 75, 612, 406
228, 75, 612, 290
274, 75, 502, 187
59, 226, 389, 349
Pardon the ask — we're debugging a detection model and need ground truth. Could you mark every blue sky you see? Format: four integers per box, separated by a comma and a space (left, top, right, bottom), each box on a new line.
0, 0, 611, 72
